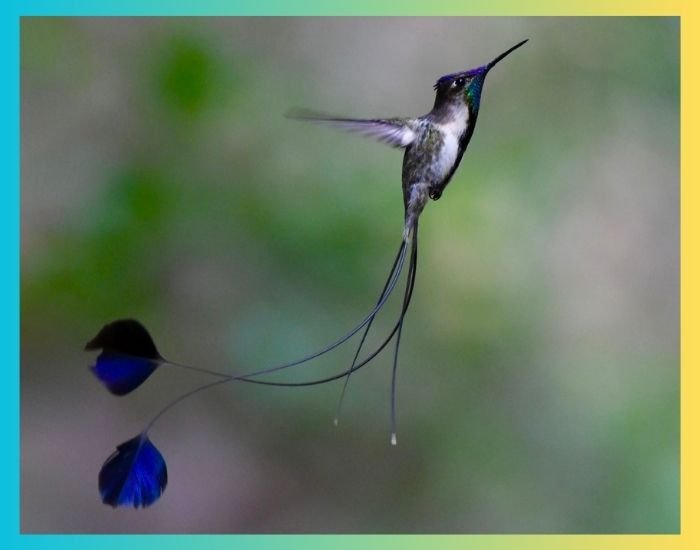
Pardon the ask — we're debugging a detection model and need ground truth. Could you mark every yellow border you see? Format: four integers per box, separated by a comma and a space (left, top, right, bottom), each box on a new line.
681, 2, 695, 547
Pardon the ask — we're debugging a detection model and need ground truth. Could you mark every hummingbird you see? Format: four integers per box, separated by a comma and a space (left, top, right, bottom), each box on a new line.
285, 38, 530, 441
290, 39, 528, 235
86, 40, 528, 508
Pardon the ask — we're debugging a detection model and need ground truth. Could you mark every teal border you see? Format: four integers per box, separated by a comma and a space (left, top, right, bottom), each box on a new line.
5, 2, 20, 545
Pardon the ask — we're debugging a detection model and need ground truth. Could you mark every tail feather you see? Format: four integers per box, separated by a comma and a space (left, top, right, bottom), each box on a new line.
125, 231, 420, 442
235, 240, 408, 381
238, 231, 417, 388
334, 242, 403, 425
390, 226, 419, 444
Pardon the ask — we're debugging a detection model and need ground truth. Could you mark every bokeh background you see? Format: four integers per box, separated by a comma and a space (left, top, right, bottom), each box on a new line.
21, 17, 679, 533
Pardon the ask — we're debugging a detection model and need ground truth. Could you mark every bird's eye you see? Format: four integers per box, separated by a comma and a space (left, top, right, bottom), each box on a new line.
453, 77, 466, 88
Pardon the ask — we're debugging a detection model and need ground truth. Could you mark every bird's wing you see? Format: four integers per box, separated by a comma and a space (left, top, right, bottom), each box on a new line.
287, 109, 418, 148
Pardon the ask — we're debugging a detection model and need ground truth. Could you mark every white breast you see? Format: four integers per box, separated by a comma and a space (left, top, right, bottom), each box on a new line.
435, 132, 459, 178
435, 112, 468, 179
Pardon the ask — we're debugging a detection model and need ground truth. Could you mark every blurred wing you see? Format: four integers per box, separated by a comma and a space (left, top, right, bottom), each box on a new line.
287, 109, 417, 148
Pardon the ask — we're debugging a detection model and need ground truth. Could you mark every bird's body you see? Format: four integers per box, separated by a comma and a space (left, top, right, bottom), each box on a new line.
400, 106, 470, 234
290, 105, 473, 238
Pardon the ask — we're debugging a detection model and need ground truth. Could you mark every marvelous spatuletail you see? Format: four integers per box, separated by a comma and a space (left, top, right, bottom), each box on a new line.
87, 40, 528, 508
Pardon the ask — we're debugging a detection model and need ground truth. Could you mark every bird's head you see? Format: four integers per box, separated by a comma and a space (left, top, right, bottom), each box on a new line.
433, 39, 528, 115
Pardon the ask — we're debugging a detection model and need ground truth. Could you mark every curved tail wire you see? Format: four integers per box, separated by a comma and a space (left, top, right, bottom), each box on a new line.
144, 225, 420, 442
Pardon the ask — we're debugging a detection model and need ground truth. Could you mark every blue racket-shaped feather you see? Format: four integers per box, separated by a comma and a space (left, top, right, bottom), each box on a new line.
86, 319, 163, 395
99, 433, 167, 508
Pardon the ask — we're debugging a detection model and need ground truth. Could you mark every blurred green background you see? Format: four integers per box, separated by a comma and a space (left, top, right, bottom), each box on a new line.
20, 17, 679, 533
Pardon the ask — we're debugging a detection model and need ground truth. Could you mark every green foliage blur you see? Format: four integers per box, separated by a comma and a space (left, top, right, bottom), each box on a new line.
21, 17, 679, 533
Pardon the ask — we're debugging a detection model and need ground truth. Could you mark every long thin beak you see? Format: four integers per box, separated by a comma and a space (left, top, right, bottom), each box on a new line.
486, 39, 528, 71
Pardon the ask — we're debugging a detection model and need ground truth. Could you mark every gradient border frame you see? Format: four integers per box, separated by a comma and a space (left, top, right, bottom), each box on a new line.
5, 1, 696, 548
